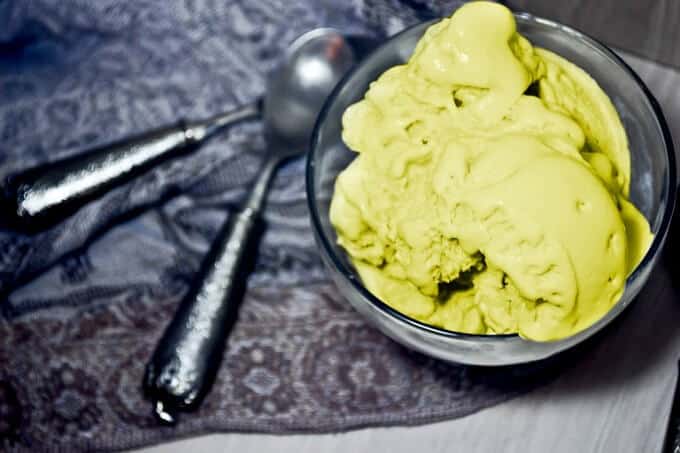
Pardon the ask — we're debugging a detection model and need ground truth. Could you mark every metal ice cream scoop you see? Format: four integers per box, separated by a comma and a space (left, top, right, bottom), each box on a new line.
142, 28, 358, 424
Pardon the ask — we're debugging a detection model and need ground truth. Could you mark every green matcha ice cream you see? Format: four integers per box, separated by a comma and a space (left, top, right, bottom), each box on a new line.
329, 1, 652, 341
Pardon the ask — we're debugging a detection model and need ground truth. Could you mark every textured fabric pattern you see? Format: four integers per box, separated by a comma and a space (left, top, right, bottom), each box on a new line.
0, 1, 574, 452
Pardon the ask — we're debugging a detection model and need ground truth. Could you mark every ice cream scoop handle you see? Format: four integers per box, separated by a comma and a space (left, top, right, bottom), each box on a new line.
142, 156, 278, 424
1, 101, 260, 231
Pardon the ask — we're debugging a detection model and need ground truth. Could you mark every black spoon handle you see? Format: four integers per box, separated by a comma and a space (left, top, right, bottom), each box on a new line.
662, 361, 680, 453
143, 155, 279, 424
1, 101, 260, 232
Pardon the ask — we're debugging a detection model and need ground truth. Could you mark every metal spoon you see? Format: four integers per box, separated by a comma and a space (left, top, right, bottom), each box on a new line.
142, 28, 357, 424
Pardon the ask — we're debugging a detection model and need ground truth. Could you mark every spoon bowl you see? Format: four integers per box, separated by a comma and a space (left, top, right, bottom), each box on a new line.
264, 28, 356, 151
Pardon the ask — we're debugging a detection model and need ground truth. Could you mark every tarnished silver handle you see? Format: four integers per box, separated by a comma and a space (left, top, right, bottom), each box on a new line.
1, 101, 260, 232
143, 156, 279, 424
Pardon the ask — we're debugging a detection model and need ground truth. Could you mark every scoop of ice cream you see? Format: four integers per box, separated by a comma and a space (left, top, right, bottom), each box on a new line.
329, 1, 652, 341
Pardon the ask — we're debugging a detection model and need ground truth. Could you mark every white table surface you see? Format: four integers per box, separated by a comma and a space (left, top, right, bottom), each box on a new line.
134, 50, 680, 453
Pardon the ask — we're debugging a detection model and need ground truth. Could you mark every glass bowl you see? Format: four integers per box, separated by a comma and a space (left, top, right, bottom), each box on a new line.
306, 12, 676, 365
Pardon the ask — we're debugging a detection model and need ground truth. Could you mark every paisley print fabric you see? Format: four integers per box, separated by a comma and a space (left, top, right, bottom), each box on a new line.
0, 1, 576, 451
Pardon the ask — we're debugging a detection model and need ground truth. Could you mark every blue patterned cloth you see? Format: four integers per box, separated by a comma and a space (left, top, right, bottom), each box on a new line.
0, 2, 572, 452
0, 0, 450, 312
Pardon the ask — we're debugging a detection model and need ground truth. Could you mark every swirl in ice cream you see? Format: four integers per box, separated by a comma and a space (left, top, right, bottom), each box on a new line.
329, 1, 653, 341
